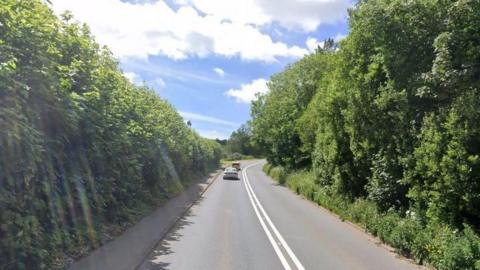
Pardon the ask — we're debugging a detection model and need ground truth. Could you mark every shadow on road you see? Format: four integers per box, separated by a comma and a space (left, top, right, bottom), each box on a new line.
221, 178, 241, 181
137, 197, 203, 270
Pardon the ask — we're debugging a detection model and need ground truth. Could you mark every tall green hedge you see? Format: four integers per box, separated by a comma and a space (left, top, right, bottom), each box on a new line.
0, 1, 221, 269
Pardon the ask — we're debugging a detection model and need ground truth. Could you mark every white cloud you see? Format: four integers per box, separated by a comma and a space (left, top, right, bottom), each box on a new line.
334, 33, 347, 42
213, 67, 225, 77
226, 78, 269, 103
196, 129, 230, 140
179, 111, 238, 127
51, 0, 310, 62
152, 77, 166, 88
306, 33, 348, 52
125, 59, 228, 85
306, 37, 324, 52
186, 0, 269, 26
124, 71, 167, 89
189, 0, 352, 32
124, 71, 142, 85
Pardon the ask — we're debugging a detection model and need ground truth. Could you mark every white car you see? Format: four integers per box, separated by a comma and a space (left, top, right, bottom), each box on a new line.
223, 167, 239, 180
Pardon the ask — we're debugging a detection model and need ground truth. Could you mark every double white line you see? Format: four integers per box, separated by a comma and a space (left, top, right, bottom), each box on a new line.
242, 163, 305, 270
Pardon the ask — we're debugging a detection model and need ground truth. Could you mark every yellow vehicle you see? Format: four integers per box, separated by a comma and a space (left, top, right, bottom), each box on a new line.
232, 162, 241, 171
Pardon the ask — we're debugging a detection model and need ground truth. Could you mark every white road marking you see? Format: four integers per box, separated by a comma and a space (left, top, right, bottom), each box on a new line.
242, 163, 306, 270
242, 165, 292, 270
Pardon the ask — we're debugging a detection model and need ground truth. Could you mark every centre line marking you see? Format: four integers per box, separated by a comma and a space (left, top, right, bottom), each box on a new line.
242, 164, 291, 270
243, 163, 306, 270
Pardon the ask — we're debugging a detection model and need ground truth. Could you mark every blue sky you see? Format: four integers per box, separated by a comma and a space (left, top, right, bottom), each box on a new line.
51, 0, 352, 139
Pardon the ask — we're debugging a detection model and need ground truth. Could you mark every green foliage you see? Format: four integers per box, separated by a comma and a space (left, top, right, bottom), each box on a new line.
406, 90, 480, 226
428, 225, 480, 270
225, 123, 261, 157
251, 51, 335, 169
262, 163, 287, 185
404, 0, 480, 227
252, 0, 480, 268
223, 152, 249, 161
252, 0, 480, 224
0, 1, 221, 269
265, 167, 480, 269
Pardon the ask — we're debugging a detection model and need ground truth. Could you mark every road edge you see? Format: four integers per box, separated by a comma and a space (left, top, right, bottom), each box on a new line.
133, 169, 223, 270
69, 169, 223, 270
253, 162, 430, 270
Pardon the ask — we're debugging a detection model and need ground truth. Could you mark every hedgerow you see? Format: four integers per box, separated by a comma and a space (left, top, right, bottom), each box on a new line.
0, 1, 221, 269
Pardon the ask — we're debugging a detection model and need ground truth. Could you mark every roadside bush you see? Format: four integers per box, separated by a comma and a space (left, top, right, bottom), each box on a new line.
262, 163, 271, 173
285, 171, 317, 200
429, 225, 480, 270
388, 217, 422, 257
410, 224, 432, 265
225, 152, 244, 161
373, 211, 402, 244
263, 165, 480, 269
347, 199, 378, 232
223, 153, 256, 162
263, 164, 288, 185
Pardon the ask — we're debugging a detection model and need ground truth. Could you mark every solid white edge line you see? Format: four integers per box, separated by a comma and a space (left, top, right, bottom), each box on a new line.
242, 167, 292, 270
244, 163, 306, 270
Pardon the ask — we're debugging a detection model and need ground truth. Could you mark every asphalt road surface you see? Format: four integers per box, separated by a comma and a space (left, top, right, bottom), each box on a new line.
138, 160, 423, 270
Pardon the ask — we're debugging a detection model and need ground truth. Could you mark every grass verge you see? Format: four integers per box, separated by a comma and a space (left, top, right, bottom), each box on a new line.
262, 164, 480, 270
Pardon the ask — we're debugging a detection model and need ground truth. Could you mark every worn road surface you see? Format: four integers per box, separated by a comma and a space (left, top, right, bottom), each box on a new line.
138, 160, 423, 270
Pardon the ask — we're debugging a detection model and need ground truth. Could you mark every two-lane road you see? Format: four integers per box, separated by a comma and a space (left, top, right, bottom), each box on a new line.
138, 161, 422, 270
